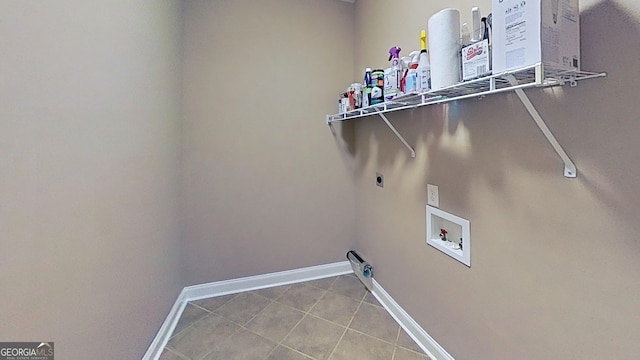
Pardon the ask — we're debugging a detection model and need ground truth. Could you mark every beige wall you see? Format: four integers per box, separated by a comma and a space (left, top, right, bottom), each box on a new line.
4, 0, 636, 358
180, 0, 356, 285
352, 0, 640, 359
0, 1, 184, 359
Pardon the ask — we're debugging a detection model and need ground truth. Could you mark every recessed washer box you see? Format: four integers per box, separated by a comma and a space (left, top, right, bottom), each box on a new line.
426, 206, 471, 267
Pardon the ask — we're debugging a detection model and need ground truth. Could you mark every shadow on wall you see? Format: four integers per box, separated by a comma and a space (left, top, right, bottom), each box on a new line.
330, 120, 356, 158
565, 0, 640, 234
337, 0, 638, 219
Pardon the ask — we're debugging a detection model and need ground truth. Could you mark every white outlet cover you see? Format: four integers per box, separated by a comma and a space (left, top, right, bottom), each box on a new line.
427, 184, 439, 207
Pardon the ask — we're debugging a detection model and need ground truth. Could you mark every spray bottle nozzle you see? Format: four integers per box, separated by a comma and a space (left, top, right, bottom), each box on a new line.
388, 46, 402, 61
420, 30, 427, 51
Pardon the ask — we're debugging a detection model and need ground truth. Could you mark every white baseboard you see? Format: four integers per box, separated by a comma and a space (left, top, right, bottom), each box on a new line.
371, 279, 455, 360
143, 261, 454, 360
142, 261, 352, 360
142, 289, 187, 360
183, 261, 352, 302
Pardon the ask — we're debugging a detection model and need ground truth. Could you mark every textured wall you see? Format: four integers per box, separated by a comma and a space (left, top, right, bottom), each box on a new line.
352, 0, 640, 359
0, 1, 184, 358
180, 0, 356, 285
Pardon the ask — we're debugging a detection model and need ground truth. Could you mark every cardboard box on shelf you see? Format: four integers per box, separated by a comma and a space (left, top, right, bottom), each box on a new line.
492, 0, 580, 73
461, 39, 491, 81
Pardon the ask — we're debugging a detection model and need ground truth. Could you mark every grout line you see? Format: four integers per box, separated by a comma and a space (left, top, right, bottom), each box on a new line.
263, 288, 328, 360
391, 326, 402, 360
250, 283, 293, 302
189, 292, 239, 315
164, 305, 213, 343
395, 321, 402, 345
197, 325, 244, 360
306, 274, 339, 291
195, 295, 276, 360
264, 344, 316, 360
242, 295, 276, 326
326, 287, 368, 359
170, 274, 425, 360
189, 302, 212, 313
163, 347, 190, 360
261, 275, 348, 360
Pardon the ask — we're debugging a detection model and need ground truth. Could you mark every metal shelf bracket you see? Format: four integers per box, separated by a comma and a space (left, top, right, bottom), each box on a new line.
504, 74, 577, 178
378, 112, 416, 158
327, 65, 605, 177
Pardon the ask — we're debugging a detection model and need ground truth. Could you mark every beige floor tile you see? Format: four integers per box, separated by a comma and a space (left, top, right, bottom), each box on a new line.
201, 328, 276, 360
266, 345, 314, 360
396, 328, 425, 354
283, 314, 345, 360
166, 313, 239, 359
276, 283, 326, 312
393, 346, 431, 360
329, 275, 367, 301
309, 290, 360, 326
213, 291, 271, 324
363, 290, 381, 306
172, 303, 209, 336
349, 302, 399, 343
160, 276, 427, 360
245, 301, 305, 343
329, 329, 395, 360
158, 348, 187, 360
191, 293, 236, 312
305, 276, 338, 290
251, 284, 291, 300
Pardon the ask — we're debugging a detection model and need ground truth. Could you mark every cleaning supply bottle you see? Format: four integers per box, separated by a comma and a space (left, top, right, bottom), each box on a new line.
461, 23, 471, 46
384, 46, 402, 100
417, 30, 431, 92
404, 51, 420, 93
399, 55, 411, 93
362, 68, 372, 107
370, 69, 385, 105
471, 7, 482, 43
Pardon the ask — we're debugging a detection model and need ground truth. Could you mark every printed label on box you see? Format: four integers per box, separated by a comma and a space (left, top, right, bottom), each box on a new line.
492, 0, 580, 73
461, 40, 491, 80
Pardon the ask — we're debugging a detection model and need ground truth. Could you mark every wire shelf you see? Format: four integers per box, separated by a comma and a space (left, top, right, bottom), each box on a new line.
326, 63, 606, 124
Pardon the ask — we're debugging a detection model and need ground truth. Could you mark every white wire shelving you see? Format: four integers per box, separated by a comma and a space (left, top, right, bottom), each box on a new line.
326, 63, 606, 178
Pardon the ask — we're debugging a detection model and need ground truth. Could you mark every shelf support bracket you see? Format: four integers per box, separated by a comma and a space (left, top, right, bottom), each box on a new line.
505, 74, 577, 178
378, 113, 416, 158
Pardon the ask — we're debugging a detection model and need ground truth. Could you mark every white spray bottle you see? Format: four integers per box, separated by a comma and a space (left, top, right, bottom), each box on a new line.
417, 30, 431, 92
400, 55, 411, 93
405, 51, 420, 93
384, 46, 402, 100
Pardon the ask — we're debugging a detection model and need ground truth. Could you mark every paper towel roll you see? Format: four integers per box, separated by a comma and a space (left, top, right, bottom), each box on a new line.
428, 8, 461, 90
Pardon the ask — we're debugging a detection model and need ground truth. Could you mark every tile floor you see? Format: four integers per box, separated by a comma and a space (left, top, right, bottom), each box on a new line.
159, 274, 431, 360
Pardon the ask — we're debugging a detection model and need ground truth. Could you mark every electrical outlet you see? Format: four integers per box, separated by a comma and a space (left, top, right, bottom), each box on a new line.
376, 173, 384, 188
427, 184, 439, 207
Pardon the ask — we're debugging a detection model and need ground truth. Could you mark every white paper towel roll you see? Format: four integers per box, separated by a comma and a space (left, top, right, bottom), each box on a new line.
428, 8, 461, 90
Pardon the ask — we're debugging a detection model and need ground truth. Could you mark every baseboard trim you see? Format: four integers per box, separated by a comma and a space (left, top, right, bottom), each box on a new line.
142, 289, 187, 360
371, 279, 455, 360
142, 261, 352, 360
184, 261, 353, 302
143, 261, 454, 360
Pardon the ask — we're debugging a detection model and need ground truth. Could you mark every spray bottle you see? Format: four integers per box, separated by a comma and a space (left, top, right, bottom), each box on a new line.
417, 30, 431, 92
404, 51, 420, 93
362, 68, 372, 107
399, 55, 411, 94
384, 46, 402, 100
